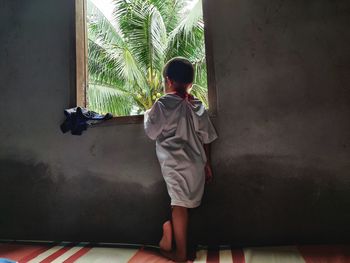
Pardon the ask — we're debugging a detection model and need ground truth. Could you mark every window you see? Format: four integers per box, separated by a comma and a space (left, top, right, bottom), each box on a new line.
75, 0, 217, 123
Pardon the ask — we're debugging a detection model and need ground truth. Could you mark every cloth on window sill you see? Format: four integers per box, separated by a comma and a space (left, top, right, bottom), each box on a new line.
60, 107, 113, 135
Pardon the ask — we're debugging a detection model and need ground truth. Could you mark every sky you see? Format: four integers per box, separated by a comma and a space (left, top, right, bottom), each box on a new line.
91, 0, 115, 21
91, 0, 198, 22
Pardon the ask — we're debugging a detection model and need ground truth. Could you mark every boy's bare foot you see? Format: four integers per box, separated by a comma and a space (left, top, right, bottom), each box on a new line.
159, 220, 172, 252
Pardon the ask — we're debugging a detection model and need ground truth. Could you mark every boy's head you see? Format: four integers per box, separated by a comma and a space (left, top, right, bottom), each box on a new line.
163, 57, 194, 93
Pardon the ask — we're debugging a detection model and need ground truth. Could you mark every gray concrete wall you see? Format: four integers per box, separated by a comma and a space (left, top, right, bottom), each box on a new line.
1, 0, 350, 246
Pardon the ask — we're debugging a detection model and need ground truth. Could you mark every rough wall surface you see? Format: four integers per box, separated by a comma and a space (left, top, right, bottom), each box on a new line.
0, 0, 349, 246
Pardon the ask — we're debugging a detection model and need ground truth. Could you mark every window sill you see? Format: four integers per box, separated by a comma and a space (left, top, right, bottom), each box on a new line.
90, 114, 144, 127
90, 110, 217, 128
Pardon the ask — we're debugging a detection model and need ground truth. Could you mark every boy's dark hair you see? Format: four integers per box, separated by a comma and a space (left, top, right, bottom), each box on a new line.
163, 57, 194, 84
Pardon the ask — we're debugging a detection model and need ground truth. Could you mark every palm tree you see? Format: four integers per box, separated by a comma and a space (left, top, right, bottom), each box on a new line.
87, 0, 208, 116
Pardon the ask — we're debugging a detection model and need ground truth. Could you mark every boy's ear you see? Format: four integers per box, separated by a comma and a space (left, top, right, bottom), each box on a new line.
187, 83, 193, 92
166, 77, 174, 85
164, 77, 171, 92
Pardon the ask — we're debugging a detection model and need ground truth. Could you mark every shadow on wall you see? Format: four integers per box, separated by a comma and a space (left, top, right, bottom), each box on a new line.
0, 159, 170, 245
1, 155, 350, 246
192, 154, 350, 246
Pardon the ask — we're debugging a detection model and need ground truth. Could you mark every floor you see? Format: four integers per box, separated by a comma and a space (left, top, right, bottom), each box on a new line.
0, 241, 349, 263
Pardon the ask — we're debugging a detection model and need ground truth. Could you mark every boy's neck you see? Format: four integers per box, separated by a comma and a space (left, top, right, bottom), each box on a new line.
165, 86, 178, 94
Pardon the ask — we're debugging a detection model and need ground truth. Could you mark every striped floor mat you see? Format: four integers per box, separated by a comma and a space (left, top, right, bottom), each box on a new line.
0, 242, 349, 262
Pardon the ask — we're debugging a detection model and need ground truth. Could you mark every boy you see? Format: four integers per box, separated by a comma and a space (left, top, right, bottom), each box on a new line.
144, 57, 218, 262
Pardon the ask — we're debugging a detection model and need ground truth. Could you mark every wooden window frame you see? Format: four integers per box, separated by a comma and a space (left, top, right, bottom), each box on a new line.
75, 0, 217, 125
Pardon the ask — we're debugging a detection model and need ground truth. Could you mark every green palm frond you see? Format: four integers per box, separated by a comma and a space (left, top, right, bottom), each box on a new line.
171, 0, 203, 39
191, 83, 208, 108
87, 0, 148, 94
148, 0, 185, 33
88, 39, 125, 87
114, 0, 167, 75
87, 84, 135, 116
193, 56, 207, 87
166, 0, 204, 61
86, 0, 208, 114
87, 0, 124, 48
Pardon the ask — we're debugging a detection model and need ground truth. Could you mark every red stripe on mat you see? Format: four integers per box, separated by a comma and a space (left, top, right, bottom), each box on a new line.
128, 248, 173, 263
40, 244, 74, 263
207, 248, 219, 263
0, 244, 52, 262
18, 245, 56, 263
232, 248, 245, 263
298, 245, 350, 263
63, 246, 92, 263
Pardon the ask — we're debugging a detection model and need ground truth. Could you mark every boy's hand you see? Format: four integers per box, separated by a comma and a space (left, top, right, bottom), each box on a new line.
205, 162, 213, 184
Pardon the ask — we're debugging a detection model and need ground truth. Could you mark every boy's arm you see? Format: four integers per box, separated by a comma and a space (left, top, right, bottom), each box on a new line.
204, 143, 213, 184
144, 101, 164, 140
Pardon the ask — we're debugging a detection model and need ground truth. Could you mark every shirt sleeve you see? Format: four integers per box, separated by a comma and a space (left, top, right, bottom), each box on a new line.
195, 107, 218, 144
144, 101, 164, 140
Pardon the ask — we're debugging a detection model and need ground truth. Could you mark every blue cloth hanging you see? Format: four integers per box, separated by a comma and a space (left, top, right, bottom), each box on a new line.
60, 107, 113, 135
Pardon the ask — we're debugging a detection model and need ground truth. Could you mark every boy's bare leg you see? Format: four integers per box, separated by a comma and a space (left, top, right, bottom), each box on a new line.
159, 220, 172, 251
160, 205, 188, 262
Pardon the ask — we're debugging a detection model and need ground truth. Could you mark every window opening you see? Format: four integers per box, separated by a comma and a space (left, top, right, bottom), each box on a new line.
76, 0, 216, 119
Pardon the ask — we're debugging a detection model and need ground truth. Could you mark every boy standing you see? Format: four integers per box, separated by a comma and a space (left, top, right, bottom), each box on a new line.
144, 57, 218, 262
